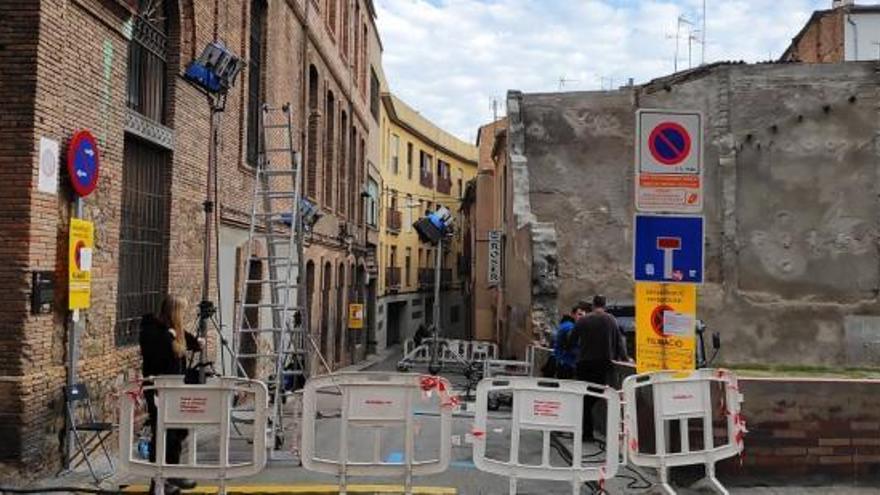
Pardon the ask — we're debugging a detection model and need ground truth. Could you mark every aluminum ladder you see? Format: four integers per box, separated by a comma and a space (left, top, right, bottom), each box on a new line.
232, 103, 306, 460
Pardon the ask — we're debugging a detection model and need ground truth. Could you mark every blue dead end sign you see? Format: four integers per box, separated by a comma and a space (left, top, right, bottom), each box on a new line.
67, 130, 100, 197
633, 214, 704, 284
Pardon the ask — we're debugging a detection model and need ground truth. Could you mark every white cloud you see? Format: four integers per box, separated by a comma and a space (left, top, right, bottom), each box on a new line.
376, 0, 835, 142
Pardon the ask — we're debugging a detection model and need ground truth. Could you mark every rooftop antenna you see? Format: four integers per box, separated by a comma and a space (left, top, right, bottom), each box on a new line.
558, 76, 579, 90
702, 0, 707, 65
676, 15, 694, 72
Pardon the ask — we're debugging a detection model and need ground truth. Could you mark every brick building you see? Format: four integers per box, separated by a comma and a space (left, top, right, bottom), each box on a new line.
781, 0, 880, 63
0, 0, 383, 476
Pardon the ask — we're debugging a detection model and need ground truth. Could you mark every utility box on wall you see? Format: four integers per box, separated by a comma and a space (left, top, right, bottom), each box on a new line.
31, 271, 54, 314
845, 315, 880, 367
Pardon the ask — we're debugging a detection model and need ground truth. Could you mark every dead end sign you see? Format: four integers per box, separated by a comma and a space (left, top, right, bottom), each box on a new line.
636, 110, 702, 213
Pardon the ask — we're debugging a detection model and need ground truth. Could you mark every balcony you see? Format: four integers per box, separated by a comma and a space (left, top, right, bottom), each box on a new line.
386, 267, 401, 291
418, 268, 453, 290
386, 208, 402, 232
420, 171, 434, 189
436, 176, 452, 195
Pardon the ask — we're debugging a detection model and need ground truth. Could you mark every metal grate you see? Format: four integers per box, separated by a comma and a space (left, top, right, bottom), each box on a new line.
126, 0, 168, 123
115, 137, 170, 346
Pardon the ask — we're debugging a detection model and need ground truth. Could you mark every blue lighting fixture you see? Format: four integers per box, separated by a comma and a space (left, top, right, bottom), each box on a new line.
414, 206, 453, 245
184, 41, 245, 94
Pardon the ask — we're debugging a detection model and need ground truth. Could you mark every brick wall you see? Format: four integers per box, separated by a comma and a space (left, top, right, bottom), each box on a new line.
783, 10, 845, 63
0, 0, 383, 478
718, 378, 880, 484
0, 0, 41, 461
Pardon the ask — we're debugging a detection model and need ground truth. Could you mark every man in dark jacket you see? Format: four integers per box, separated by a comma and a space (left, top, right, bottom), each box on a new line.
573, 295, 624, 441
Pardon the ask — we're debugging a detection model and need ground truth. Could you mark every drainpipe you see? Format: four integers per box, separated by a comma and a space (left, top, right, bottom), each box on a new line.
847, 13, 858, 61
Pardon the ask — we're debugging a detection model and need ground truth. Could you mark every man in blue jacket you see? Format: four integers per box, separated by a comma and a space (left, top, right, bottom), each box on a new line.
554, 301, 591, 379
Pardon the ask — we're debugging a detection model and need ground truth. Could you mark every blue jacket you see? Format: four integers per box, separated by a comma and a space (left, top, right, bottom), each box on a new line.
553, 320, 578, 369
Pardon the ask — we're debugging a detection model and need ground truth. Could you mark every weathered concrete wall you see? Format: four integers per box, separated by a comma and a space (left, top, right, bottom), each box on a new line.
510, 62, 880, 367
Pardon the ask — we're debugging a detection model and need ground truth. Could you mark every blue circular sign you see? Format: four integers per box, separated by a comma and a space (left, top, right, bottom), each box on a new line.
67, 130, 100, 197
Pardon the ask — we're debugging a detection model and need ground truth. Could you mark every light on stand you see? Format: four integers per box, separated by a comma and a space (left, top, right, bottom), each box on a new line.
184, 41, 244, 94
413, 206, 454, 375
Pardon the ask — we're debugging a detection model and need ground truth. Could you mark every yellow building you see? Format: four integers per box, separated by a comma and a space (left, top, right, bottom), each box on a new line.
375, 93, 478, 350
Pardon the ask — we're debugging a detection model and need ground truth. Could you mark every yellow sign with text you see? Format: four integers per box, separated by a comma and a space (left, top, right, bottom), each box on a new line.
68, 218, 94, 310
348, 303, 364, 329
635, 282, 696, 373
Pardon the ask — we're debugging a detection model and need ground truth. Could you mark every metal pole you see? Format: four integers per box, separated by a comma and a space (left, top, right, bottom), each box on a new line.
428, 238, 443, 375
702, 0, 707, 65
64, 197, 84, 469
198, 96, 219, 383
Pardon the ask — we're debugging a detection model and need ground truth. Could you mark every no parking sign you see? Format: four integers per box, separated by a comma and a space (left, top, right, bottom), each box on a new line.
636, 110, 702, 213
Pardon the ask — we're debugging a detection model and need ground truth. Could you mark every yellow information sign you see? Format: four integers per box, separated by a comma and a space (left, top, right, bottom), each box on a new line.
635, 282, 696, 373
348, 303, 364, 329
69, 218, 94, 310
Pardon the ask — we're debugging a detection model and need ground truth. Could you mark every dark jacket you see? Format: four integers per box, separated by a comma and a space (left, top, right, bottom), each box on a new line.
139, 314, 200, 378
574, 312, 625, 364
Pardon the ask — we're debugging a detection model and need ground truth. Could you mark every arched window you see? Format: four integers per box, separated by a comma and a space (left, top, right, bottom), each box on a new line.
307, 65, 320, 199
339, 110, 348, 216
336, 262, 346, 363
246, 0, 267, 166
126, 0, 168, 122
324, 91, 335, 208
116, 0, 173, 346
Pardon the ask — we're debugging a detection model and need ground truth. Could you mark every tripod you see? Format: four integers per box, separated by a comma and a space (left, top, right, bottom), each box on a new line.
192, 90, 228, 383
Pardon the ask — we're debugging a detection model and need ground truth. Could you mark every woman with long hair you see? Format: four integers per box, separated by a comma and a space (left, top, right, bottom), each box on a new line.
139, 295, 201, 494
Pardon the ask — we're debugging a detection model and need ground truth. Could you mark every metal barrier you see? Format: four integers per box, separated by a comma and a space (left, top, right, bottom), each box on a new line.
525, 344, 552, 377
398, 338, 498, 370
119, 376, 268, 494
622, 369, 745, 495
473, 377, 621, 495
482, 359, 532, 379
301, 372, 453, 495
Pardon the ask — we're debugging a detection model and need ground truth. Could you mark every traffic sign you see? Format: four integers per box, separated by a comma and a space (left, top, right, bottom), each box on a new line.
635, 282, 696, 373
633, 214, 703, 284
67, 130, 100, 197
69, 218, 94, 309
636, 109, 702, 213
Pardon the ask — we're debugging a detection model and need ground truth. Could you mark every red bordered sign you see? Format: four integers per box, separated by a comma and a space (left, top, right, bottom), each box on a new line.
67, 130, 101, 197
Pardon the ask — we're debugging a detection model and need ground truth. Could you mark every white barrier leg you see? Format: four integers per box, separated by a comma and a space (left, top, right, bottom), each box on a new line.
509, 476, 517, 495
658, 465, 676, 495
695, 462, 729, 495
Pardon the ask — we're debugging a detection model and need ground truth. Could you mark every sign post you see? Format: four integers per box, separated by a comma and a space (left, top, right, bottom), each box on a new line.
633, 109, 704, 375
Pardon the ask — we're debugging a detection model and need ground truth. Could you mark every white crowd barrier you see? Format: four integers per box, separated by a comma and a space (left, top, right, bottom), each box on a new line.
118, 376, 268, 494
622, 368, 745, 495
472, 377, 621, 495
398, 338, 498, 370
301, 372, 453, 495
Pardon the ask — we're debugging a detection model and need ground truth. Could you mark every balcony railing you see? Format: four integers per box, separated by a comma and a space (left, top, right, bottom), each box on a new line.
386, 208, 402, 232
420, 171, 434, 188
418, 268, 453, 290
386, 267, 401, 290
436, 176, 452, 195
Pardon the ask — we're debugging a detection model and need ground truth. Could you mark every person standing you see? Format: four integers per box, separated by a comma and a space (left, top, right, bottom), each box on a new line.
139, 295, 202, 495
573, 295, 624, 441
554, 302, 592, 378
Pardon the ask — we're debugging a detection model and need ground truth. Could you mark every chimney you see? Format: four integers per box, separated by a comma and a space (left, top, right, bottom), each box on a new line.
833, 0, 854, 8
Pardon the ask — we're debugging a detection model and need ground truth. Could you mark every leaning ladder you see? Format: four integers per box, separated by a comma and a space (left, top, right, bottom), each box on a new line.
232, 103, 306, 459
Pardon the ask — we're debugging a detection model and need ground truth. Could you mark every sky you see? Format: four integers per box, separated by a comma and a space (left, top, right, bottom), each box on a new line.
375, 0, 836, 142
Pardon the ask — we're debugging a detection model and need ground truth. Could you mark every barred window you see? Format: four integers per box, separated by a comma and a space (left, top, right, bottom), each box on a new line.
116, 0, 172, 346
246, 0, 267, 166
126, 0, 167, 123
